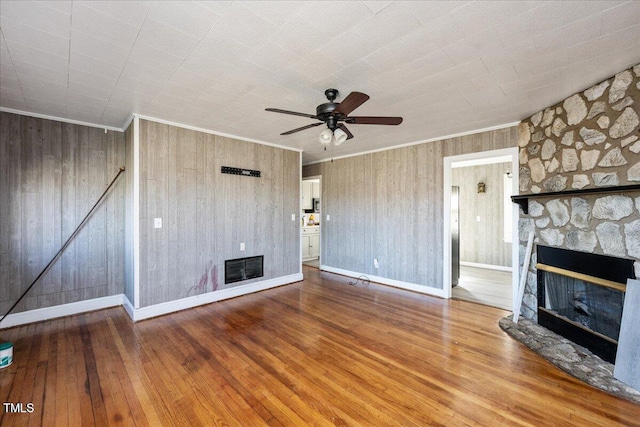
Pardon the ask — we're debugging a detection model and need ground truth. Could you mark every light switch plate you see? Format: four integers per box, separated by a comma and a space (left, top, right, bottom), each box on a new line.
326, 215, 330, 221
240, 242, 245, 251
291, 214, 295, 221
154, 218, 162, 228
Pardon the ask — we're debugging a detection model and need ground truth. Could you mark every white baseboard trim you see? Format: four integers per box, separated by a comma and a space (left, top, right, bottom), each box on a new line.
0, 294, 124, 329
129, 273, 303, 322
0, 274, 303, 328
320, 266, 446, 298
460, 261, 512, 272
122, 294, 135, 321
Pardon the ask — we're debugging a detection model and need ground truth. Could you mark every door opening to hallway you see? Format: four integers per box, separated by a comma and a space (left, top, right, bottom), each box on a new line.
445, 148, 519, 311
302, 176, 321, 269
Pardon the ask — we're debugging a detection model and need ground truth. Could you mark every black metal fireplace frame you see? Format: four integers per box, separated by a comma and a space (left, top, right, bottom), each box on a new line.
537, 245, 634, 363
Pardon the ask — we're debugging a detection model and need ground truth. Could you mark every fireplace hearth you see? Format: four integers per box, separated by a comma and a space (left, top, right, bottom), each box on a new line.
536, 245, 635, 363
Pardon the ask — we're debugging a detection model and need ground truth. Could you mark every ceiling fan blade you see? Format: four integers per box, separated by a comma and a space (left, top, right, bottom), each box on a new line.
280, 122, 323, 135
347, 116, 403, 125
337, 123, 354, 140
266, 108, 317, 119
334, 92, 370, 116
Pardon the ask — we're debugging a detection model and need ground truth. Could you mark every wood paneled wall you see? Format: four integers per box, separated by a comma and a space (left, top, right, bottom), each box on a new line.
452, 162, 512, 267
303, 127, 517, 289
0, 112, 125, 314
138, 120, 299, 307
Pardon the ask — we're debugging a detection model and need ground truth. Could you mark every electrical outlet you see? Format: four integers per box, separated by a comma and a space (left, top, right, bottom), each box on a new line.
374, 258, 379, 268
154, 218, 162, 229
240, 243, 245, 251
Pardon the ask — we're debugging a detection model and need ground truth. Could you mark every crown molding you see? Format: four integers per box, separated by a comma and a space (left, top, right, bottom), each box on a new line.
0, 107, 124, 132
303, 121, 520, 166
133, 114, 304, 153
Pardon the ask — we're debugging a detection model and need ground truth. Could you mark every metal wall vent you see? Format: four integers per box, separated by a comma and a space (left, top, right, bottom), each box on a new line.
225, 256, 264, 284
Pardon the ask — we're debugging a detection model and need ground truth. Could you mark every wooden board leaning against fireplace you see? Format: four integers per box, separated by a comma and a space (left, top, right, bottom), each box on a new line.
614, 278, 640, 391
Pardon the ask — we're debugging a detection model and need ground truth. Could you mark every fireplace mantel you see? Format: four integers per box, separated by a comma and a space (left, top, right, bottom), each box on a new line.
511, 183, 640, 214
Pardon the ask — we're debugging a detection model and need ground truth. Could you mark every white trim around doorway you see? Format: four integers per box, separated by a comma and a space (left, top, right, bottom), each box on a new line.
442, 147, 520, 311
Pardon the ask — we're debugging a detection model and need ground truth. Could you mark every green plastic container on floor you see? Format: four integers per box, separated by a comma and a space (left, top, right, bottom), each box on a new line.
0, 342, 13, 369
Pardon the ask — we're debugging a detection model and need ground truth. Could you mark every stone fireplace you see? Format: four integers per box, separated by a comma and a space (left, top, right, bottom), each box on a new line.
515, 64, 640, 359
536, 245, 634, 363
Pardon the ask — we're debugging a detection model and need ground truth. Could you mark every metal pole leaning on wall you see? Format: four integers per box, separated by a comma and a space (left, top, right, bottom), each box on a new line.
0, 166, 126, 326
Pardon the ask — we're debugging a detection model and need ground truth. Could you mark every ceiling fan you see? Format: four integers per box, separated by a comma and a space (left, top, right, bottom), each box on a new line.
265, 89, 403, 146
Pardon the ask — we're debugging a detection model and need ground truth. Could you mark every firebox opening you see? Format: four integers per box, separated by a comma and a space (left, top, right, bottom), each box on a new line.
536, 245, 634, 363
541, 267, 624, 342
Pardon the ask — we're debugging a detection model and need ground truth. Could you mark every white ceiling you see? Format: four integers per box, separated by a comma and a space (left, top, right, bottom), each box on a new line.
1, 1, 639, 164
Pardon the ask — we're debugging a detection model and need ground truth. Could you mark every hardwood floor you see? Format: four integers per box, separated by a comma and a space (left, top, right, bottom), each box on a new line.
452, 265, 513, 310
1, 267, 638, 426
302, 258, 319, 268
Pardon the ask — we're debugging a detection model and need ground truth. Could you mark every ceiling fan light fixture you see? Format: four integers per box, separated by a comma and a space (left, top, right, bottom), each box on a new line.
333, 128, 348, 146
319, 129, 333, 145
266, 89, 403, 144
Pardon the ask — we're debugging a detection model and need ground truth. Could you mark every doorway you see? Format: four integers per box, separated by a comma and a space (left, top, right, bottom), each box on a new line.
301, 176, 321, 269
443, 148, 519, 311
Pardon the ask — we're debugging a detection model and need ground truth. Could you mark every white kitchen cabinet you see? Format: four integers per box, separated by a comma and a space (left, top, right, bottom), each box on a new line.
301, 227, 319, 261
309, 233, 320, 258
312, 182, 320, 199
302, 181, 313, 210
302, 235, 311, 259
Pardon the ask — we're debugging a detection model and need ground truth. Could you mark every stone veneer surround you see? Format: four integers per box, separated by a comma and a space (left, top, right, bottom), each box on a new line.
517, 64, 640, 320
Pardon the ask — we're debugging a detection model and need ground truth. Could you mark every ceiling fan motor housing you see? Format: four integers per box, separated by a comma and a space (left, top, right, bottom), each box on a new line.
316, 103, 345, 130
266, 89, 402, 137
